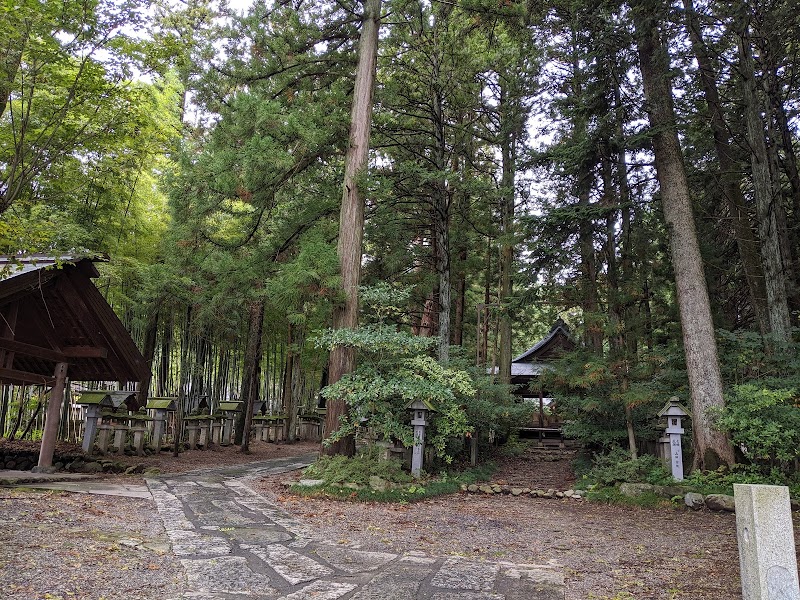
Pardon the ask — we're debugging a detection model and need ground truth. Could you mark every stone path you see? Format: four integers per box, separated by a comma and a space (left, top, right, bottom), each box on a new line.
147, 455, 564, 600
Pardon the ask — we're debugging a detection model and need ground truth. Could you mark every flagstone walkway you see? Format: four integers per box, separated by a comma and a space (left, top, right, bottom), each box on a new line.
147, 455, 564, 600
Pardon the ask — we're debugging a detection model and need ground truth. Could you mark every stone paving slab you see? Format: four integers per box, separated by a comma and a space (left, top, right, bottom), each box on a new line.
144, 455, 564, 599
4, 454, 564, 599
0, 469, 99, 485
7, 480, 152, 498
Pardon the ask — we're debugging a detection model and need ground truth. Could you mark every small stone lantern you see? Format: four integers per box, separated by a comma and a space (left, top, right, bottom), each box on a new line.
407, 399, 436, 478
146, 397, 178, 451
658, 396, 690, 481
77, 391, 114, 452
218, 401, 242, 446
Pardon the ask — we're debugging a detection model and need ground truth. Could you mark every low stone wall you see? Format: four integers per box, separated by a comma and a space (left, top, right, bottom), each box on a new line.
0, 447, 131, 474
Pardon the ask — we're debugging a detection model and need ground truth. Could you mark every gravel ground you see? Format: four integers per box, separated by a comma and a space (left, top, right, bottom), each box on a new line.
253, 447, 800, 600
0, 488, 182, 600
0, 440, 318, 600
4, 441, 800, 600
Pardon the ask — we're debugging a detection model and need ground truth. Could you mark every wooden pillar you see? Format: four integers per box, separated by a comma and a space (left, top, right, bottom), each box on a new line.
38, 362, 68, 468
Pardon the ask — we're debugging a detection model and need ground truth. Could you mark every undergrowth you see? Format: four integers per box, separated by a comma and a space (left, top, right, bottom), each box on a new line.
292, 446, 495, 502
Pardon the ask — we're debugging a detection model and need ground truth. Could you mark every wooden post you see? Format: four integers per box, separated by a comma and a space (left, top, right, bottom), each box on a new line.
37, 362, 68, 469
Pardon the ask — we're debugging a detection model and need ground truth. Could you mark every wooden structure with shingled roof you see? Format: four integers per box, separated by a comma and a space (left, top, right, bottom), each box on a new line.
0, 254, 150, 467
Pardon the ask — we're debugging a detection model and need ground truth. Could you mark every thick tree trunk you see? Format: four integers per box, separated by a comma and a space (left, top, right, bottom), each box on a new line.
324, 0, 381, 456
632, 0, 734, 469
498, 86, 515, 384
239, 300, 265, 452
682, 0, 770, 335
735, 12, 792, 345
434, 191, 451, 363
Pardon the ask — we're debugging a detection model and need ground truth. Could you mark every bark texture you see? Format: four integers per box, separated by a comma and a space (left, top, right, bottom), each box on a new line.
632, 0, 734, 469
682, 0, 769, 335
735, 12, 792, 344
324, 0, 381, 456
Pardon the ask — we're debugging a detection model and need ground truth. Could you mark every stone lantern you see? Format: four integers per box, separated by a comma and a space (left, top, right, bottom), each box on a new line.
218, 401, 242, 446
407, 399, 436, 478
658, 396, 690, 481
77, 391, 114, 452
146, 397, 178, 451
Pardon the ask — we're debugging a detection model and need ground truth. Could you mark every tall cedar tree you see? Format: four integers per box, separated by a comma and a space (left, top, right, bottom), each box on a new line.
631, 0, 735, 469
324, 0, 382, 456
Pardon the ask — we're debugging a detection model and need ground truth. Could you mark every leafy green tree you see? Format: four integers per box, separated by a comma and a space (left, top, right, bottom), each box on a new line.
316, 284, 473, 463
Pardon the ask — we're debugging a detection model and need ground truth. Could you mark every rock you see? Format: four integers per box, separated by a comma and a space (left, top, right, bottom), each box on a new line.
467, 484, 479, 493
705, 494, 736, 512
531, 489, 544, 497
5, 460, 15, 469
522, 488, 531, 494
619, 483, 656, 498
369, 476, 389, 492
344, 482, 361, 490
478, 484, 494, 494
460, 484, 468, 492
53, 462, 64, 470
791, 499, 800, 512
556, 491, 565, 498
80, 461, 104, 474
563, 490, 574, 498
142, 467, 161, 476
658, 485, 687, 498
17, 460, 32, 471
684, 492, 705, 510
31, 465, 58, 474
541, 490, 554, 499
68, 460, 84, 472
510, 488, 524, 496
124, 466, 139, 475
296, 479, 325, 487
490, 484, 502, 493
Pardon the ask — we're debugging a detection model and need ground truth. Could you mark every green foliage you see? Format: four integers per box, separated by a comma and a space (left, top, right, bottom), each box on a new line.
294, 450, 495, 503
543, 348, 682, 450
578, 447, 673, 487
302, 446, 413, 486
717, 385, 800, 465
447, 347, 534, 445
316, 285, 475, 462
683, 465, 800, 498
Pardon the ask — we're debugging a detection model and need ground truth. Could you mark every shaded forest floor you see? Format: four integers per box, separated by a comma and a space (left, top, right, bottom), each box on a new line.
3, 440, 800, 599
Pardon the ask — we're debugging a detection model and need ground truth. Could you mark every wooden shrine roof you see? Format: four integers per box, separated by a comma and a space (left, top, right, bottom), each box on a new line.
0, 255, 150, 385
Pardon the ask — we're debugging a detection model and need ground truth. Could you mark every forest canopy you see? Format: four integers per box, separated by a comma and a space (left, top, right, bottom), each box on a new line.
1, 0, 799, 470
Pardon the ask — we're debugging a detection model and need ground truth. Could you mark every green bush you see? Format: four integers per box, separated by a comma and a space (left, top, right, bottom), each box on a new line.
683, 464, 800, 498
717, 384, 800, 467
294, 450, 495, 503
579, 446, 673, 487
301, 446, 412, 486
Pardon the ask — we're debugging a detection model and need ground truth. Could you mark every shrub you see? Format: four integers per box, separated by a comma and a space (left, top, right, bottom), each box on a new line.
301, 445, 412, 486
717, 384, 800, 468
682, 464, 800, 498
580, 446, 673, 487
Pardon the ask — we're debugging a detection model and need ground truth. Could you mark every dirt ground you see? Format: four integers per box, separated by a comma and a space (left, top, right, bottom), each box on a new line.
2, 441, 799, 599
255, 446, 800, 600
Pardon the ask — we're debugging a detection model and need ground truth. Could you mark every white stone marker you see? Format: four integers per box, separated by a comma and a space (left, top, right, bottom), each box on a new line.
734, 483, 800, 600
